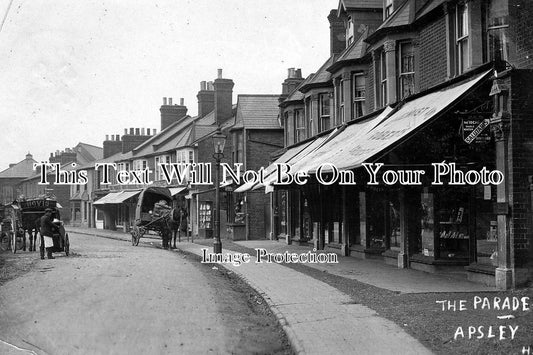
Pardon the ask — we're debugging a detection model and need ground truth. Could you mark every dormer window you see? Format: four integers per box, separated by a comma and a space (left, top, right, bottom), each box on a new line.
346, 18, 355, 45
385, 0, 393, 19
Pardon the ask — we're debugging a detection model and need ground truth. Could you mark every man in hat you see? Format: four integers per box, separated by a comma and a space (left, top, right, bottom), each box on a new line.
40, 208, 59, 259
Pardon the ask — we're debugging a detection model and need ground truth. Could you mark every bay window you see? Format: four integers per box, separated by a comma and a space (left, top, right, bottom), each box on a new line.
456, 3, 469, 74
319, 93, 331, 132
295, 109, 305, 143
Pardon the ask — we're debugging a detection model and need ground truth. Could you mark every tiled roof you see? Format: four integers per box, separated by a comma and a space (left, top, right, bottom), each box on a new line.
0, 155, 36, 178
76, 143, 103, 163
335, 27, 369, 62
338, 0, 383, 11
365, 0, 414, 43
78, 150, 133, 169
300, 56, 335, 91
131, 116, 194, 157
235, 95, 281, 130
415, 0, 446, 20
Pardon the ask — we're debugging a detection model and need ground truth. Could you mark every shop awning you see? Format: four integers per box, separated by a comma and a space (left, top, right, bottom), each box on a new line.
94, 190, 141, 205
294, 70, 491, 174
169, 186, 187, 196
258, 128, 341, 189
233, 140, 314, 193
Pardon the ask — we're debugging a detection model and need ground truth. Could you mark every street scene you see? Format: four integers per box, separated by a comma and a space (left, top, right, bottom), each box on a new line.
1, 0, 533, 354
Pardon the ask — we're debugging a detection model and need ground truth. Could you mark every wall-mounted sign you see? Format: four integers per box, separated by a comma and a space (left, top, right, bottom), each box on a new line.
461, 116, 491, 144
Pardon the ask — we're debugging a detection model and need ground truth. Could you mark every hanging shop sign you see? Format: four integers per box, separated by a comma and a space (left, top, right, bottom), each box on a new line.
461, 116, 491, 144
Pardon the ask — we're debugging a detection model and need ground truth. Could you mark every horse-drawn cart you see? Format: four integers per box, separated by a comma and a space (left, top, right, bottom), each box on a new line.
131, 187, 174, 248
0, 198, 69, 256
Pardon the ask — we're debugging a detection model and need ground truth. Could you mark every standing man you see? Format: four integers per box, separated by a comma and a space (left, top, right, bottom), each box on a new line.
40, 208, 58, 260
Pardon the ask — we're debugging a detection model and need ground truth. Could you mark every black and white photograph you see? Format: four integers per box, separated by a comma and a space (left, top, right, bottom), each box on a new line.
0, 0, 532, 354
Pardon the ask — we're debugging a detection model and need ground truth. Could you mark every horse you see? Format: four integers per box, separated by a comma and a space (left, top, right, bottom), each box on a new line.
169, 207, 188, 248
22, 216, 41, 252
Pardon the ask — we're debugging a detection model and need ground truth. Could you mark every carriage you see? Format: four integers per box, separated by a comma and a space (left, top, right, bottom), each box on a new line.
130, 187, 174, 248
0, 199, 69, 256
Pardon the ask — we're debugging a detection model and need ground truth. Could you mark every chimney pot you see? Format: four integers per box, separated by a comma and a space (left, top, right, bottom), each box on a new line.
217, 68, 223, 79
163, 97, 167, 105
153, 128, 157, 135
106, 134, 109, 141
124, 128, 128, 135
135, 128, 140, 135
201, 81, 207, 90
180, 98, 184, 106
147, 128, 151, 135
130, 128, 134, 135
141, 128, 145, 135
169, 97, 173, 105
116, 134, 120, 141
296, 69, 302, 78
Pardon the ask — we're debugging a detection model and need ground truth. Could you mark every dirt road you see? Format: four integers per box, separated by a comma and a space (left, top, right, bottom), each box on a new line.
0, 233, 290, 355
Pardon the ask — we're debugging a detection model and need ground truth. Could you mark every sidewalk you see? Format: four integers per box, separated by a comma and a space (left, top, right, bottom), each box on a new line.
67, 227, 434, 354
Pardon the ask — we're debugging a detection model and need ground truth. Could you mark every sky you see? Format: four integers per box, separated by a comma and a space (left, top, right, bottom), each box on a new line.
0, 0, 339, 170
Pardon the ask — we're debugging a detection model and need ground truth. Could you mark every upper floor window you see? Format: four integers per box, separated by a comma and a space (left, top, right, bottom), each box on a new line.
398, 42, 415, 100
346, 18, 355, 45
319, 93, 331, 132
133, 159, 147, 171
352, 74, 366, 119
337, 80, 345, 124
385, 0, 393, 19
155, 155, 171, 181
305, 98, 313, 136
295, 109, 305, 143
233, 131, 243, 164
456, 3, 469, 74
486, 0, 509, 62
376, 50, 387, 108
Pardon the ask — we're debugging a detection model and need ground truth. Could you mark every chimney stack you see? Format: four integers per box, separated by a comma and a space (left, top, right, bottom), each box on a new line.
197, 80, 215, 118
160, 96, 188, 131
213, 69, 234, 126
280, 67, 304, 103
328, 9, 346, 57
103, 132, 122, 158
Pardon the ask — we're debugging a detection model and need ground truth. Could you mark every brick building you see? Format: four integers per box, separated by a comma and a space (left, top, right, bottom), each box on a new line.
239, 0, 533, 289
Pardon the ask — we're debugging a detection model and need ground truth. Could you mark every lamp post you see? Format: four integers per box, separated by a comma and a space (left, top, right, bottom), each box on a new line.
212, 128, 226, 254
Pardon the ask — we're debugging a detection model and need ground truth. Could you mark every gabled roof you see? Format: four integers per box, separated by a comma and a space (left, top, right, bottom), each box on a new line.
234, 95, 281, 130
0, 154, 37, 178
22, 160, 78, 181
415, 0, 445, 20
338, 0, 383, 14
76, 142, 103, 164
365, 0, 411, 44
299, 56, 336, 92
328, 27, 370, 73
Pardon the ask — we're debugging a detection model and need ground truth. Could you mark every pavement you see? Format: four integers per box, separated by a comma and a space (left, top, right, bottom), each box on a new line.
66, 226, 498, 354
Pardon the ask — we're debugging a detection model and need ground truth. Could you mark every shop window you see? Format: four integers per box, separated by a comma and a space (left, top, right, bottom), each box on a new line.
352, 74, 366, 119
456, 3, 469, 75
388, 198, 401, 250
199, 201, 212, 229
319, 93, 331, 132
295, 109, 305, 143
435, 188, 470, 260
398, 42, 415, 100
385, 0, 393, 19
485, 0, 509, 63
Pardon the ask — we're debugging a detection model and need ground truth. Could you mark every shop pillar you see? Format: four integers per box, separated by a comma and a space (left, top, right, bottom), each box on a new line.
398, 189, 408, 268
359, 191, 368, 249
491, 115, 512, 289
341, 185, 349, 256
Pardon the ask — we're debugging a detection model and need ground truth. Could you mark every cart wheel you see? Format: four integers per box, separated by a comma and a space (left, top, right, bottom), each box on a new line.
11, 232, 16, 254
65, 234, 70, 256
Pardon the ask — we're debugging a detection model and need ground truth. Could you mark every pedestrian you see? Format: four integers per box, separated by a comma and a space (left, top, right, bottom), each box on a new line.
40, 208, 59, 260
